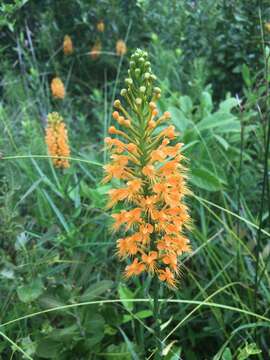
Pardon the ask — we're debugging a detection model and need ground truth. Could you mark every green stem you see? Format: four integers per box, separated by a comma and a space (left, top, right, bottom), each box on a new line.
153, 277, 162, 359
2, 154, 103, 167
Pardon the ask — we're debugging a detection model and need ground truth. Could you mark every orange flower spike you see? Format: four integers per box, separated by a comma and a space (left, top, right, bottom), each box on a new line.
90, 41, 102, 60
116, 39, 127, 56
97, 20, 105, 32
104, 49, 191, 286
51, 77, 65, 99
63, 35, 73, 55
45, 112, 70, 169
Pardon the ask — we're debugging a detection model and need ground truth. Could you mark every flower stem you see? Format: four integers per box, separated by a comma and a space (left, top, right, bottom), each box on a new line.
153, 276, 162, 359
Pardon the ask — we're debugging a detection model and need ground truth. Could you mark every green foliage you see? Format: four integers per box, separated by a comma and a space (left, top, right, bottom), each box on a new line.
1, 1, 270, 359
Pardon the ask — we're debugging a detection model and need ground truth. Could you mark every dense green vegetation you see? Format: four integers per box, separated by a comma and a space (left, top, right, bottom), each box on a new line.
1, 1, 270, 359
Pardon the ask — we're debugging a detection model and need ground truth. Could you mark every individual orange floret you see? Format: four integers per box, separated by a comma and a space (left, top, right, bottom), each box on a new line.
125, 258, 145, 278
90, 41, 102, 60
63, 35, 73, 55
117, 237, 138, 258
162, 253, 178, 272
45, 112, 70, 169
142, 164, 156, 180
97, 20, 105, 32
158, 267, 176, 288
142, 251, 158, 272
51, 77, 65, 99
116, 39, 127, 56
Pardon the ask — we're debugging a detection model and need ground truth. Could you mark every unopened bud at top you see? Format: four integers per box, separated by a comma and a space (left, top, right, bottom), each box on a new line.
114, 100, 121, 109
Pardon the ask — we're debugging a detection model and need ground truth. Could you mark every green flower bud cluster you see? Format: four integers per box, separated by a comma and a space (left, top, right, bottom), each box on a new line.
47, 112, 64, 124
119, 49, 161, 114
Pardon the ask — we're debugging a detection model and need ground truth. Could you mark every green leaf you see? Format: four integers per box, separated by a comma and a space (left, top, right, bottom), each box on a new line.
163, 343, 182, 359
214, 134, 229, 150
237, 343, 262, 360
104, 343, 132, 360
118, 283, 134, 311
80, 280, 113, 301
190, 167, 224, 192
36, 340, 61, 358
21, 336, 36, 356
81, 184, 110, 208
242, 64, 251, 87
49, 325, 79, 341
17, 278, 44, 303
179, 95, 193, 113
84, 314, 105, 348
42, 190, 69, 233
122, 310, 152, 323
201, 91, 213, 112
197, 112, 238, 132
222, 348, 232, 360
169, 105, 189, 132
219, 98, 238, 112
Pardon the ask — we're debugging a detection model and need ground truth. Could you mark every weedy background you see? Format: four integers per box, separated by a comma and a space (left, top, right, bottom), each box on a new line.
0, 0, 270, 359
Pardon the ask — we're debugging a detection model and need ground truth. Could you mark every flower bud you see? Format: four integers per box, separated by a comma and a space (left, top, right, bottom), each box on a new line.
139, 86, 146, 93
114, 100, 121, 108
112, 111, 120, 120
149, 102, 156, 110
164, 111, 171, 119
125, 78, 133, 86
144, 72, 150, 80
108, 126, 117, 134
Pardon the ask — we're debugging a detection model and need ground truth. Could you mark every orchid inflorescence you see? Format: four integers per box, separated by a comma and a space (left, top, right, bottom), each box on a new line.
45, 112, 70, 169
103, 49, 191, 287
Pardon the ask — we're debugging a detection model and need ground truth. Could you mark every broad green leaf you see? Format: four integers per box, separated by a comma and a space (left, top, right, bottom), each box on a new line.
169, 105, 189, 132
118, 283, 134, 311
190, 167, 224, 192
36, 340, 61, 358
49, 324, 79, 341
80, 280, 113, 301
201, 91, 213, 112
219, 98, 238, 112
17, 278, 44, 303
84, 314, 105, 348
197, 112, 237, 132
180, 95, 193, 113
